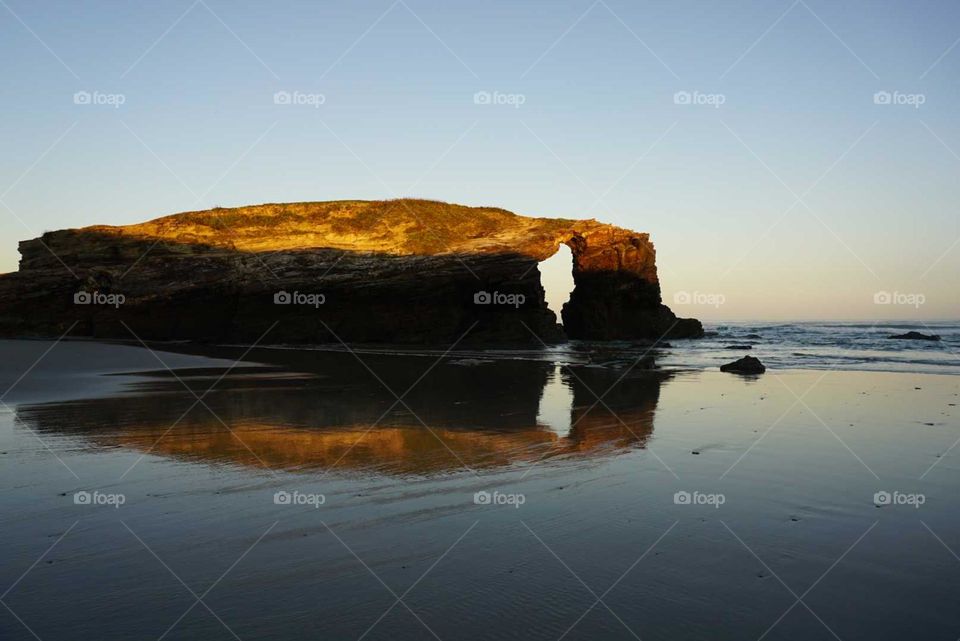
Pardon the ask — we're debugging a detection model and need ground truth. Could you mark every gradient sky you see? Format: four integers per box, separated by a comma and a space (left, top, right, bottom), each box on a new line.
1, 0, 958, 320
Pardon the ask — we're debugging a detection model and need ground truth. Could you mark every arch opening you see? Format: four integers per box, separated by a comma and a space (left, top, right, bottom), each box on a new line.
538, 243, 575, 324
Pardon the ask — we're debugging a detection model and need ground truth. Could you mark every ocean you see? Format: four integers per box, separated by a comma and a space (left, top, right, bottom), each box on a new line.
266, 321, 960, 376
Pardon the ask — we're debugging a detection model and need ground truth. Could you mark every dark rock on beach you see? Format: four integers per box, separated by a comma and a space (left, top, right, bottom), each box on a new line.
888, 331, 941, 341
720, 355, 766, 374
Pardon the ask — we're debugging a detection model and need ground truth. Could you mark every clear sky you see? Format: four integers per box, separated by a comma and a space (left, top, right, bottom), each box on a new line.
1, 0, 958, 320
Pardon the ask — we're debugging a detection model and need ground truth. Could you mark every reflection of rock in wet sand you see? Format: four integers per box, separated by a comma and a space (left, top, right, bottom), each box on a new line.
16, 349, 667, 475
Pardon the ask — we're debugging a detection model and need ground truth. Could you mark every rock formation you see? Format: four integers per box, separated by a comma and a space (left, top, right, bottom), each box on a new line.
0, 199, 702, 345
720, 355, 766, 374
888, 331, 940, 341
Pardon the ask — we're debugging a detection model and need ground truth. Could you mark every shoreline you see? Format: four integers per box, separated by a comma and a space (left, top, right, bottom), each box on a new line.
1, 336, 957, 408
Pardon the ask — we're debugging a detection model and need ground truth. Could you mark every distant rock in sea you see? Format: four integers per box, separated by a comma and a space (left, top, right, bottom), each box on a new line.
888, 331, 940, 341
720, 355, 766, 374
724, 345, 753, 350
0, 199, 702, 345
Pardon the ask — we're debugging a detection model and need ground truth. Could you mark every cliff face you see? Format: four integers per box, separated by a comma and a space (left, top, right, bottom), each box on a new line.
0, 199, 702, 344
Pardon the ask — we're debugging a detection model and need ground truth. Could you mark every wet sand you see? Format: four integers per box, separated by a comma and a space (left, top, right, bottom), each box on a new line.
1, 339, 959, 640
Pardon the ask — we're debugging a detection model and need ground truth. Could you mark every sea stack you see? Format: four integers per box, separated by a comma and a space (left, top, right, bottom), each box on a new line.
0, 199, 703, 345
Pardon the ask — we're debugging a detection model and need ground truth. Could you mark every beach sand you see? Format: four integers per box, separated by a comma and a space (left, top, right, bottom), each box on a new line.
1, 339, 959, 640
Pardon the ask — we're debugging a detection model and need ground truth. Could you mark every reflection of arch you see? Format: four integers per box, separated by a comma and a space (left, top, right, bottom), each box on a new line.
15, 349, 668, 475
564, 366, 665, 452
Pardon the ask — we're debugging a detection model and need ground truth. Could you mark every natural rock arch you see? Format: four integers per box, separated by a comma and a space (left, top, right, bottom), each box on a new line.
0, 199, 702, 344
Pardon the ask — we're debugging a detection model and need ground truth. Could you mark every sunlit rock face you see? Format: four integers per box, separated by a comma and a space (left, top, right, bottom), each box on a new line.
0, 199, 702, 344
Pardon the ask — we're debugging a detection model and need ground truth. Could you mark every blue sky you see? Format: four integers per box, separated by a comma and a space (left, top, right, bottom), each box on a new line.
1, 0, 958, 320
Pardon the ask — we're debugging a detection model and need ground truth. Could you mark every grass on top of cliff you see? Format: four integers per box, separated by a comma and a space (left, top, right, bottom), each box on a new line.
131, 199, 578, 255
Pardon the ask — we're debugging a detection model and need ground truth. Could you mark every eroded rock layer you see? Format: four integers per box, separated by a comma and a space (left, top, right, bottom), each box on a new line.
0, 199, 702, 344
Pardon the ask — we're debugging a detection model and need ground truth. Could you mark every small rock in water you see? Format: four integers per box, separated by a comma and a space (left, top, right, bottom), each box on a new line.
720, 355, 766, 374
724, 345, 753, 350
691, 450, 700, 455
888, 331, 941, 341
